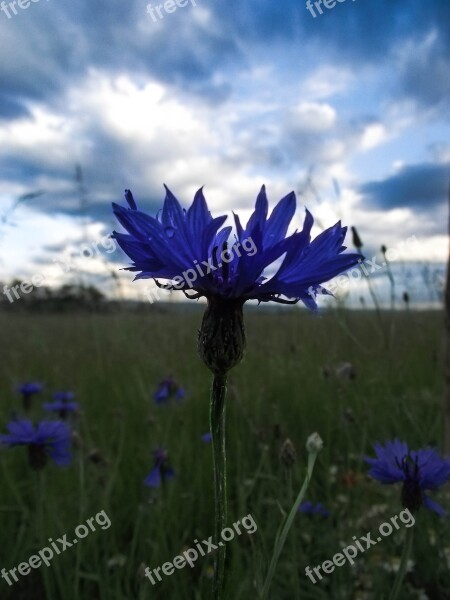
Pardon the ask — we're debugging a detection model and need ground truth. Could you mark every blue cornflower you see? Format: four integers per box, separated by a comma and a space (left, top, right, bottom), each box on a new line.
0, 419, 72, 470
19, 382, 43, 395
299, 501, 330, 518
43, 392, 79, 419
52, 391, 76, 402
18, 381, 43, 410
144, 448, 175, 488
113, 186, 361, 374
153, 377, 185, 405
365, 439, 450, 516
112, 186, 360, 309
201, 432, 212, 443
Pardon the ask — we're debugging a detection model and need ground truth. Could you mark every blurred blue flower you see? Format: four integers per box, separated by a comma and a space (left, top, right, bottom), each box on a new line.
299, 501, 330, 518
52, 391, 76, 403
365, 439, 450, 515
153, 377, 185, 405
201, 432, 212, 443
0, 419, 72, 470
18, 381, 43, 410
43, 393, 79, 419
112, 186, 361, 309
144, 448, 175, 488
18, 382, 43, 396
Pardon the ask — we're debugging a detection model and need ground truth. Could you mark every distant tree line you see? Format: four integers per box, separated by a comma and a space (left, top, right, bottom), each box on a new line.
0, 281, 105, 312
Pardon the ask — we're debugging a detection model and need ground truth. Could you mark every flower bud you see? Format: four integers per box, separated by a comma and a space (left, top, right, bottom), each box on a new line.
198, 297, 246, 375
279, 438, 296, 468
306, 432, 323, 454
351, 226, 363, 250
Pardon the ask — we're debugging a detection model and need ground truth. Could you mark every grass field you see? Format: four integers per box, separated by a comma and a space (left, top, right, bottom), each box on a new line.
0, 308, 449, 600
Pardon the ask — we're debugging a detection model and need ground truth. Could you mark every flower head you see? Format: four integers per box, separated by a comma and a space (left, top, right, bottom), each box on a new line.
144, 448, 175, 488
299, 501, 330, 518
18, 381, 43, 410
153, 377, 185, 405
113, 186, 361, 374
306, 432, 324, 454
112, 186, 361, 309
365, 439, 450, 515
43, 392, 79, 419
279, 438, 296, 468
52, 391, 76, 403
0, 419, 72, 469
18, 382, 43, 396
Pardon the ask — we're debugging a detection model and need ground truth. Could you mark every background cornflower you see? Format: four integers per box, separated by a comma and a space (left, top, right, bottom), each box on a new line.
17, 381, 43, 411
0, 419, 72, 470
298, 500, 330, 518
365, 439, 450, 516
144, 448, 174, 488
43, 391, 79, 419
153, 377, 185, 405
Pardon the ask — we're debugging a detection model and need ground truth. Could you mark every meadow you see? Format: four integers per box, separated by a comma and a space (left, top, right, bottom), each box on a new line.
0, 307, 448, 600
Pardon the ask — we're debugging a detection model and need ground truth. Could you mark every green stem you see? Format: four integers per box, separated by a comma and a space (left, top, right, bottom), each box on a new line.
74, 448, 85, 600
210, 373, 227, 600
261, 451, 318, 600
37, 471, 52, 596
388, 527, 414, 600
287, 470, 300, 599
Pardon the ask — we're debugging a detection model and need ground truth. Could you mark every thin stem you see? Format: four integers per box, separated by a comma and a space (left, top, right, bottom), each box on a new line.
388, 526, 414, 600
287, 470, 300, 599
359, 253, 386, 349
37, 471, 52, 596
261, 451, 318, 600
210, 373, 227, 600
74, 448, 85, 600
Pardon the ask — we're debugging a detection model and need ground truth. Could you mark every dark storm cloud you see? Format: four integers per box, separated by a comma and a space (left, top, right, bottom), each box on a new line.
0, 0, 240, 108
397, 34, 450, 113
2, 0, 450, 107
359, 163, 450, 210
0, 94, 29, 120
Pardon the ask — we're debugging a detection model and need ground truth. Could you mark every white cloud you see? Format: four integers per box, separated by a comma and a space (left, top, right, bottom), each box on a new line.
290, 102, 337, 132
360, 123, 389, 150
300, 66, 354, 100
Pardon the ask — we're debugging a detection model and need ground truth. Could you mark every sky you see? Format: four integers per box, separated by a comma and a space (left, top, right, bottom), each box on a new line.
0, 0, 449, 307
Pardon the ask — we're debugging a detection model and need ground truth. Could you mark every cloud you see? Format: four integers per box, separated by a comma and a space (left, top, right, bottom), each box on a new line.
359, 162, 449, 210
391, 30, 450, 117
0, 94, 29, 120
